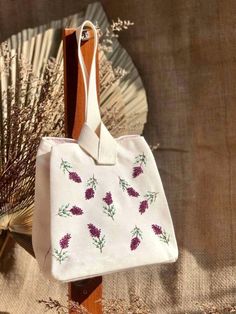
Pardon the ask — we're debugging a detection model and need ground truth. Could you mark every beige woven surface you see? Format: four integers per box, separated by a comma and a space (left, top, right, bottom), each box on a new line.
0, 1, 236, 313
0, 243, 67, 313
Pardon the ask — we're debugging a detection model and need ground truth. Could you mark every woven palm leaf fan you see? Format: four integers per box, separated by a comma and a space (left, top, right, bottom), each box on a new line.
0, 2, 148, 244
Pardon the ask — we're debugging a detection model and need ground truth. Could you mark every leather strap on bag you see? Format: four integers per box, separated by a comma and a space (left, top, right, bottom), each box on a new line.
76, 20, 117, 165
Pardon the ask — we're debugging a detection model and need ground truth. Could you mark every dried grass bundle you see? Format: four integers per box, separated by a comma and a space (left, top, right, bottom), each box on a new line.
37, 293, 151, 314
0, 46, 64, 234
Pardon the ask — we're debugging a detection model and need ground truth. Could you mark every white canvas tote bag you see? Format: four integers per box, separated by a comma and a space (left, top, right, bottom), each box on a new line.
32, 20, 178, 282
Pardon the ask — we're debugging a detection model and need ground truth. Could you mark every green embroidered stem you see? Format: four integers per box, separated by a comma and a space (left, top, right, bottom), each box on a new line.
60, 159, 72, 174
57, 204, 71, 217
92, 235, 106, 253
159, 231, 170, 244
131, 226, 143, 239
53, 248, 68, 263
119, 177, 129, 191
87, 174, 98, 190
134, 153, 147, 166
145, 191, 158, 204
103, 204, 116, 220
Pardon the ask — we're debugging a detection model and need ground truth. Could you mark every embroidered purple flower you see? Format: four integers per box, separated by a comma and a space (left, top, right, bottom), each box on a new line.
53, 233, 71, 263
130, 236, 141, 251
88, 223, 101, 238
132, 166, 143, 178
103, 192, 113, 206
103, 192, 116, 220
152, 224, 162, 235
152, 224, 170, 244
60, 159, 82, 183
88, 223, 105, 253
58, 204, 83, 217
119, 177, 140, 198
85, 187, 95, 200
132, 153, 147, 178
127, 187, 140, 197
60, 233, 71, 249
139, 200, 148, 214
130, 226, 143, 251
138, 191, 158, 215
85, 175, 98, 200
70, 206, 83, 215
69, 171, 82, 183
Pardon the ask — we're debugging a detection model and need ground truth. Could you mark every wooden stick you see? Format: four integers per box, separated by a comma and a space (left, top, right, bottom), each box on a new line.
0, 231, 14, 259
63, 28, 103, 314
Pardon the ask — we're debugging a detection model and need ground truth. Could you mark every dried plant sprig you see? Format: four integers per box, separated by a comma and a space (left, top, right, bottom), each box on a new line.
99, 293, 151, 314
38, 297, 236, 314
69, 300, 90, 314
113, 66, 128, 81
97, 20, 145, 137
37, 292, 151, 314
98, 53, 127, 91
0, 41, 16, 74
37, 298, 67, 313
101, 107, 143, 135
150, 143, 160, 151
224, 305, 236, 313
98, 18, 134, 52
0, 42, 64, 227
111, 18, 134, 33
196, 302, 236, 314
37, 297, 89, 314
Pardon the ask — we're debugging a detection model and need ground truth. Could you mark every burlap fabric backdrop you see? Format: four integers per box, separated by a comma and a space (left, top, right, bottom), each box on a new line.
0, 1, 235, 313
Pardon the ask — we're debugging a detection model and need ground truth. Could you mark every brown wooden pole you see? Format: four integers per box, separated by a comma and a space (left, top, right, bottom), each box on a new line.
0, 231, 15, 259
63, 28, 103, 314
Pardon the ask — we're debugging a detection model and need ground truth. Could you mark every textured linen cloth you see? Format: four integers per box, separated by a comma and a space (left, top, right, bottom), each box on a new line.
0, 1, 236, 313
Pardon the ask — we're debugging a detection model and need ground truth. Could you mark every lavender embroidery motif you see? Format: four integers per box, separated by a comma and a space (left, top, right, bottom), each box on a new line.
85, 175, 98, 200
119, 177, 140, 197
130, 226, 143, 251
139, 191, 158, 214
133, 153, 147, 178
152, 224, 170, 244
103, 192, 116, 220
58, 204, 83, 217
88, 223, 105, 253
53, 233, 71, 263
60, 159, 82, 183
